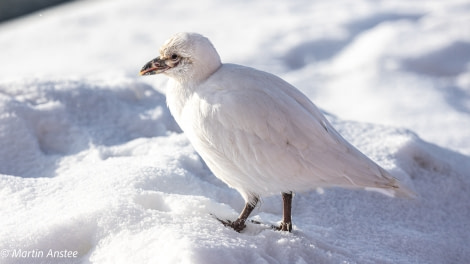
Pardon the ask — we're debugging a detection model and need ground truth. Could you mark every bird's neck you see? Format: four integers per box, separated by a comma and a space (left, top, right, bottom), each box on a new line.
165, 63, 221, 126
165, 79, 196, 125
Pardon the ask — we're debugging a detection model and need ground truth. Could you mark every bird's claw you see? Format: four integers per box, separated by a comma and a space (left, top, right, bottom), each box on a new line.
276, 221, 292, 232
215, 217, 246, 232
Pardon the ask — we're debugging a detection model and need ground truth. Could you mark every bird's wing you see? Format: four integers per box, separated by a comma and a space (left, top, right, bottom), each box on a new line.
192, 65, 407, 196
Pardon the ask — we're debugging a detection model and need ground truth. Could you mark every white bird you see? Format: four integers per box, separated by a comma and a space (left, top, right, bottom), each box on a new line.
140, 32, 413, 232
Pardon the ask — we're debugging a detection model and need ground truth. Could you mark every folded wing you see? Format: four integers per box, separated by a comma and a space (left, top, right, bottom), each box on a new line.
191, 64, 413, 197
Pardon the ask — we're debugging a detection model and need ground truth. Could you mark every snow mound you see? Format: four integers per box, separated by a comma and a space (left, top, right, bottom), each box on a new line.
0, 79, 178, 178
1, 79, 469, 264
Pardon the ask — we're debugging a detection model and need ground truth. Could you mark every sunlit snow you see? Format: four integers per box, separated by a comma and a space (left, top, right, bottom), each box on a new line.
0, 0, 469, 263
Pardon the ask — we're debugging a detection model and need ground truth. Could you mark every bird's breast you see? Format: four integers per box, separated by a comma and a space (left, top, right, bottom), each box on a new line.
166, 81, 199, 128
169, 88, 214, 136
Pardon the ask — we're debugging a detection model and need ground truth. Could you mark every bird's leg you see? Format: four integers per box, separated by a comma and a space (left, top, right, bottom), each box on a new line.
218, 196, 258, 232
278, 192, 293, 232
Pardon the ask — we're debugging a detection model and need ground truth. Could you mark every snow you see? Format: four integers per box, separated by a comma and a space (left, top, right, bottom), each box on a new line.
0, 0, 469, 263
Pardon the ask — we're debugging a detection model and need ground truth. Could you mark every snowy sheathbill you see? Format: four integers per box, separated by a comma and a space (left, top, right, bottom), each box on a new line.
139, 32, 413, 232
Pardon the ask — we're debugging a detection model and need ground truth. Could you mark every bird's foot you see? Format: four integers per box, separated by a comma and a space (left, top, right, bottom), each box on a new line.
276, 221, 292, 232
212, 214, 292, 232
216, 217, 247, 232
250, 219, 292, 232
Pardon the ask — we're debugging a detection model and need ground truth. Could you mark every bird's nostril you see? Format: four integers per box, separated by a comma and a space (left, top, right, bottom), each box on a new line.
141, 61, 153, 71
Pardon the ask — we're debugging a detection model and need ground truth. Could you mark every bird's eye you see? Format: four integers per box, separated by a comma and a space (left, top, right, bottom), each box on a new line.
171, 54, 179, 60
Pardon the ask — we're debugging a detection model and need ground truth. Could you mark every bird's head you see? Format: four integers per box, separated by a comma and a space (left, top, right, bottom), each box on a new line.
139, 32, 221, 83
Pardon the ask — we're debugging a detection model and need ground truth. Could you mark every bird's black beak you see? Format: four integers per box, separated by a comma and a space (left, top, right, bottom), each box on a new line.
139, 57, 170, 76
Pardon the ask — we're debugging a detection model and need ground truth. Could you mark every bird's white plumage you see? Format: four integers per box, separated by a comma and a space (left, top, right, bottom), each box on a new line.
156, 32, 412, 202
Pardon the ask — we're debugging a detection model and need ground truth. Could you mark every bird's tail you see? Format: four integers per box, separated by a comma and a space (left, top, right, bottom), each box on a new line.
371, 167, 416, 199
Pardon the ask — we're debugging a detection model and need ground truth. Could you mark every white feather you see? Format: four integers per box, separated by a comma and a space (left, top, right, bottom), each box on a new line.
158, 33, 413, 202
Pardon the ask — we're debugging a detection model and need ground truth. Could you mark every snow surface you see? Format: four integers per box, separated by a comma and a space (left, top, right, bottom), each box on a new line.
0, 0, 469, 263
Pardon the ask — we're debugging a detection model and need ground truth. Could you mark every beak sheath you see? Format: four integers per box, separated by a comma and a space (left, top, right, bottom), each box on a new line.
139, 57, 169, 76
